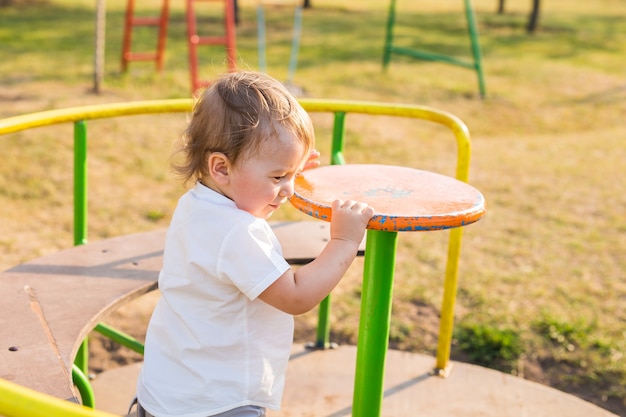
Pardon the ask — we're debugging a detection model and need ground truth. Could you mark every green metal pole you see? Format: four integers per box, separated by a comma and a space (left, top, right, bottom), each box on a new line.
95, 322, 145, 355
73, 120, 88, 246
382, 0, 397, 69
311, 297, 333, 348
330, 111, 346, 165
72, 120, 92, 405
464, 0, 486, 98
74, 338, 89, 377
72, 337, 94, 407
352, 229, 398, 417
312, 111, 347, 349
72, 363, 95, 408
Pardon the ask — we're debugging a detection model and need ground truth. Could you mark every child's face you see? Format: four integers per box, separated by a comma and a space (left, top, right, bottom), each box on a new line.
228, 131, 308, 219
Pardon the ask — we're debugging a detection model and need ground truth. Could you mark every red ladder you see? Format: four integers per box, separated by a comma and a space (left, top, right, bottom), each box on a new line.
120, 0, 170, 72
186, 0, 237, 93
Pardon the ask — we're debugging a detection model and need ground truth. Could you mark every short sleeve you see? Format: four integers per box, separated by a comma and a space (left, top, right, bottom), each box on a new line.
217, 220, 290, 300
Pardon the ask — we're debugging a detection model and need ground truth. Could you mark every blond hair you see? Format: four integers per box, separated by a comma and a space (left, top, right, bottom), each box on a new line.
173, 71, 315, 186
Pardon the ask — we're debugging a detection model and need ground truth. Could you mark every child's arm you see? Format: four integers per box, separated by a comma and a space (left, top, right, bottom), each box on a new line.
259, 199, 374, 315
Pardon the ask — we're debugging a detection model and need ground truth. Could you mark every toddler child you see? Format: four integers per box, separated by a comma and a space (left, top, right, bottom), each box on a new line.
135, 70, 374, 417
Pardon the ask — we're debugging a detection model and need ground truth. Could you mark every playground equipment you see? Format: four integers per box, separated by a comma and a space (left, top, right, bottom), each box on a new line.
0, 98, 475, 409
120, 0, 237, 93
186, 0, 237, 92
383, 0, 486, 98
256, 0, 303, 87
120, 0, 170, 72
290, 163, 485, 417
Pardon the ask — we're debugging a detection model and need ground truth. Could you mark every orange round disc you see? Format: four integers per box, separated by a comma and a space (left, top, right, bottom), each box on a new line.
289, 164, 486, 232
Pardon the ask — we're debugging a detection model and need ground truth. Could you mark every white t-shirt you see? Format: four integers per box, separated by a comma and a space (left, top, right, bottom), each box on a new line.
137, 183, 293, 417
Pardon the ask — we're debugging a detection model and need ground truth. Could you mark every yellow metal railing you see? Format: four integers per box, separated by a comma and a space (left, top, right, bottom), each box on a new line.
0, 378, 117, 417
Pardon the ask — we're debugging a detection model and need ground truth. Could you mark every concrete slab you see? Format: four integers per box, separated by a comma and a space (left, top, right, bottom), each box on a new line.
91, 344, 618, 417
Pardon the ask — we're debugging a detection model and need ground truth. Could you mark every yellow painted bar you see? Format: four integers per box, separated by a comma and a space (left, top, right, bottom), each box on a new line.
298, 98, 472, 182
0, 99, 471, 184
0, 99, 194, 135
0, 378, 118, 417
436, 226, 464, 374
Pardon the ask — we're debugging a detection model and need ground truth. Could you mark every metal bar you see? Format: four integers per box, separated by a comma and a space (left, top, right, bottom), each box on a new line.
73, 121, 88, 247
352, 229, 398, 417
73, 339, 89, 377
156, 0, 170, 71
286, 6, 303, 84
330, 111, 346, 165
389, 46, 477, 70
464, 0, 486, 97
311, 110, 347, 348
436, 77, 472, 372
0, 377, 117, 417
71, 364, 95, 408
72, 121, 91, 407
95, 322, 145, 355
382, 0, 396, 69
121, 0, 135, 72
186, 0, 201, 92
0, 99, 470, 141
436, 227, 464, 373
224, 0, 237, 70
312, 297, 332, 348
257, 5, 267, 72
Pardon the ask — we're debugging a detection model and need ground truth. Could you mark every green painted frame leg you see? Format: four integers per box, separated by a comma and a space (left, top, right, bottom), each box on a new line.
95, 322, 145, 355
306, 296, 337, 349
382, 0, 397, 69
73, 120, 88, 246
310, 111, 347, 349
74, 338, 89, 378
72, 363, 95, 408
352, 229, 398, 417
464, 0, 486, 98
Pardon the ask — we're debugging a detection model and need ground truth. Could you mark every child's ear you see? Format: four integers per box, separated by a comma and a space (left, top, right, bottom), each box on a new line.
208, 152, 231, 185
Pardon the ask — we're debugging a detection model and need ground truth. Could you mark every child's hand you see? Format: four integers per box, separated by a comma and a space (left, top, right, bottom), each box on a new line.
303, 149, 321, 171
330, 199, 375, 245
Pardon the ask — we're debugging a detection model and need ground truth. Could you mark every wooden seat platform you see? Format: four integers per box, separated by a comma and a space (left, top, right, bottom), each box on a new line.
0, 229, 164, 403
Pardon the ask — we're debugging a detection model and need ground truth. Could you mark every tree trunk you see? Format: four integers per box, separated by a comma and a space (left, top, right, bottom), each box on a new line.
497, 0, 505, 14
303, 0, 311, 8
93, 0, 105, 94
527, 0, 540, 33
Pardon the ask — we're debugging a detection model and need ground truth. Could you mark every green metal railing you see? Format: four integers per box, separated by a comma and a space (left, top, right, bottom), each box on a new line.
0, 98, 472, 407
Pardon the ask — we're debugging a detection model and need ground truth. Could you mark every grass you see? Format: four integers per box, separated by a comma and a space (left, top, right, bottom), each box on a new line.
1, 0, 625, 414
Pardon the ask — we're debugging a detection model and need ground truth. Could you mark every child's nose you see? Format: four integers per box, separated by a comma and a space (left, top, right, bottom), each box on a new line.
279, 181, 295, 198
